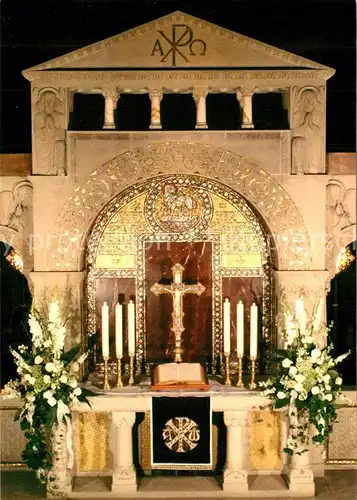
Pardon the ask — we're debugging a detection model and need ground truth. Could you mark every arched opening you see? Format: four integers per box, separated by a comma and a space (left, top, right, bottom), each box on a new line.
0, 242, 32, 388
84, 174, 276, 376
327, 241, 356, 386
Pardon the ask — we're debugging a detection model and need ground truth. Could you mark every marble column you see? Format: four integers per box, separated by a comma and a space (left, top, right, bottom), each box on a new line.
46, 421, 73, 498
193, 87, 208, 129
237, 89, 254, 129
223, 411, 248, 493
149, 90, 163, 129
111, 411, 137, 493
102, 90, 119, 130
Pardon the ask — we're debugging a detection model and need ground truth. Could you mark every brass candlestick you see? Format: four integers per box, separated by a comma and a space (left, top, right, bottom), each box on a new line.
103, 356, 110, 390
128, 355, 135, 386
224, 354, 231, 386
116, 357, 123, 388
248, 357, 257, 390
235, 355, 244, 388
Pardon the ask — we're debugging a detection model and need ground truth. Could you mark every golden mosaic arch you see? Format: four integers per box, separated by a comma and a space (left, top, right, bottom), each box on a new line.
48, 142, 312, 271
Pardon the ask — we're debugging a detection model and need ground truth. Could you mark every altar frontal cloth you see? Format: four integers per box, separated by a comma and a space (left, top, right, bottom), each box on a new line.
151, 396, 211, 469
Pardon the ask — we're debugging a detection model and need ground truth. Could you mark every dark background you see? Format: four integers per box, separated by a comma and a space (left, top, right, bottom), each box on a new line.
1, 0, 356, 153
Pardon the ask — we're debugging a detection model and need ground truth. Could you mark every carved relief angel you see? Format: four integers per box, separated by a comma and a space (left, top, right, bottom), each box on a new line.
34, 89, 66, 175
292, 87, 324, 174
326, 179, 356, 274
0, 181, 33, 232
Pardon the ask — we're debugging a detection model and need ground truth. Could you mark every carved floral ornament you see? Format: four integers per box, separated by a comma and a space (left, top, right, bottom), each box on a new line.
48, 142, 312, 271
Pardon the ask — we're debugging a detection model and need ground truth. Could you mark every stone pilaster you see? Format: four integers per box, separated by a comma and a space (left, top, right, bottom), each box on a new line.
102, 90, 119, 130
111, 411, 137, 493
149, 90, 163, 129
237, 89, 254, 129
193, 87, 208, 129
223, 411, 248, 493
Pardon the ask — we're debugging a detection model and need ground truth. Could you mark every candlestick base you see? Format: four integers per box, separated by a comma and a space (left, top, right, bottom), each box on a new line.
248, 357, 257, 390
103, 357, 110, 390
224, 354, 231, 386
128, 355, 135, 386
116, 357, 124, 388
235, 356, 244, 388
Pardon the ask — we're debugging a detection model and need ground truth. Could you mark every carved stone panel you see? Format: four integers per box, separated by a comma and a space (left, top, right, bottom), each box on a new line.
326, 178, 356, 277
32, 87, 67, 175
291, 86, 326, 174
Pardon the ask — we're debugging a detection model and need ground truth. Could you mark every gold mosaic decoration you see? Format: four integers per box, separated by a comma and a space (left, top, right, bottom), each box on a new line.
249, 410, 281, 470
145, 179, 213, 234
74, 412, 110, 472
85, 174, 272, 372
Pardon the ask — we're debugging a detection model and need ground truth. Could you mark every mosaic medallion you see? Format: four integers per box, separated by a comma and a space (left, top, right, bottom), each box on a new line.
145, 178, 213, 235
162, 417, 200, 453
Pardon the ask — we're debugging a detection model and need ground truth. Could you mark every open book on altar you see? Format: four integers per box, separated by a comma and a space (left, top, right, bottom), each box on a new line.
152, 362, 209, 391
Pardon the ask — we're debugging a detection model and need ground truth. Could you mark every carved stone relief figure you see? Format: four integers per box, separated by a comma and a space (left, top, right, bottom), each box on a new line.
291, 87, 324, 174
34, 88, 66, 175
0, 180, 33, 233
326, 179, 356, 276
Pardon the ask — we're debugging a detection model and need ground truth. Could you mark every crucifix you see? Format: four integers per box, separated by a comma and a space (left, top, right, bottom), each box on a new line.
150, 263, 205, 363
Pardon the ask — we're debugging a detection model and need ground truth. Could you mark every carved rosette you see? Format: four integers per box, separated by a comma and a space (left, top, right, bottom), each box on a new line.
48, 142, 312, 272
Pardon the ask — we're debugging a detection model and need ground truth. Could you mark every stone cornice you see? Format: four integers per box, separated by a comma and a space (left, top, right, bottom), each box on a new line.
24, 69, 332, 88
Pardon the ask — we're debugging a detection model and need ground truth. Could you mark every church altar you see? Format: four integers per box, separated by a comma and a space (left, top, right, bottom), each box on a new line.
6, 8, 356, 499
49, 382, 316, 498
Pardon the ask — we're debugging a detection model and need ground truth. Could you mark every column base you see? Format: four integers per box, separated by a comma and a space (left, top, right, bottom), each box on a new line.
288, 467, 315, 496
223, 468, 248, 492
241, 123, 254, 129
195, 123, 208, 129
103, 124, 116, 130
111, 465, 137, 493
149, 123, 162, 130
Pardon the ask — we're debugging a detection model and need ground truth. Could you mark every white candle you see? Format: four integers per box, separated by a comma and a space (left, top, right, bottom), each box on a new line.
101, 302, 109, 358
236, 301, 244, 357
115, 303, 123, 358
223, 298, 231, 355
295, 298, 306, 335
128, 300, 136, 356
250, 303, 258, 359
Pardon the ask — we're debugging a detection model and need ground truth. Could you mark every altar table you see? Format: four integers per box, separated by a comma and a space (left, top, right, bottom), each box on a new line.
49, 382, 315, 498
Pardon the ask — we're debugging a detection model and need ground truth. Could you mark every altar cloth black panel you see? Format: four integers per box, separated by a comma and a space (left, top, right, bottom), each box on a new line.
152, 396, 211, 465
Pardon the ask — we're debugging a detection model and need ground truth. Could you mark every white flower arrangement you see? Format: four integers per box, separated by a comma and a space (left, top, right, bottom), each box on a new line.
3, 301, 94, 482
259, 297, 349, 455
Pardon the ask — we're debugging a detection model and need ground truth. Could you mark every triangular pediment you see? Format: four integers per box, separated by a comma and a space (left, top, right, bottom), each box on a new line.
23, 11, 333, 74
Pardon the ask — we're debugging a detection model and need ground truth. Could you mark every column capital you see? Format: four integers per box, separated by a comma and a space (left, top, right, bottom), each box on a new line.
102, 89, 120, 100
112, 411, 136, 428
224, 410, 246, 428
273, 270, 330, 296
236, 87, 255, 102
193, 87, 209, 101
148, 89, 163, 101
